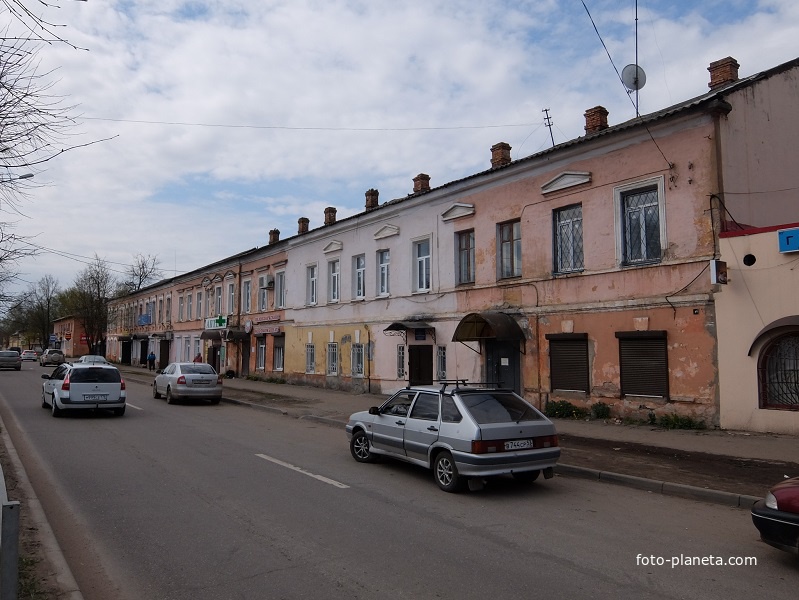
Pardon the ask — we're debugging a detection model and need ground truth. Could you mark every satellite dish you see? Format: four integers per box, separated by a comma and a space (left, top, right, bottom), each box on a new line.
621, 64, 647, 91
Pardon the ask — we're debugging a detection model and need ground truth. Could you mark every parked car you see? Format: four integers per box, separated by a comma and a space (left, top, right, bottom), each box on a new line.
20, 349, 38, 361
8, 346, 22, 354
0, 350, 21, 371
346, 383, 560, 492
73, 355, 109, 364
153, 362, 223, 404
41, 363, 126, 417
751, 475, 799, 555
39, 348, 65, 366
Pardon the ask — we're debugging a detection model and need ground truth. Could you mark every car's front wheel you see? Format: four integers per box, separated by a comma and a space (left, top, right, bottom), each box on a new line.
434, 451, 466, 493
350, 430, 379, 463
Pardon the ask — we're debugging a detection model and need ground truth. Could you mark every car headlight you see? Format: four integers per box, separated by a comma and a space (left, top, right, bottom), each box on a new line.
765, 491, 778, 510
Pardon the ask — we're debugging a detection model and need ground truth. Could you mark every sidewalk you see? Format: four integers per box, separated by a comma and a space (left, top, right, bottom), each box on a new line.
121, 365, 799, 505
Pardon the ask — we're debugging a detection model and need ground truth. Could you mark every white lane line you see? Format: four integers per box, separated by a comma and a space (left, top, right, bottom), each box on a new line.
126, 403, 143, 410
255, 453, 349, 489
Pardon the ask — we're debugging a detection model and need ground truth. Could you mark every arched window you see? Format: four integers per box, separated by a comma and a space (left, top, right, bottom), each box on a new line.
758, 333, 799, 410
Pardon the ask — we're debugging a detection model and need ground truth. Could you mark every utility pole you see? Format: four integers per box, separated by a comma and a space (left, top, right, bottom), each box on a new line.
543, 108, 555, 148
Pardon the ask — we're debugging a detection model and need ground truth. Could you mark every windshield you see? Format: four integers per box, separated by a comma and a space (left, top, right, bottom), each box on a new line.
459, 392, 542, 424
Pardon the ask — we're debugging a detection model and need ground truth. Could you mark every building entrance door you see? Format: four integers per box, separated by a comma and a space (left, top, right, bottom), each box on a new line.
408, 345, 433, 385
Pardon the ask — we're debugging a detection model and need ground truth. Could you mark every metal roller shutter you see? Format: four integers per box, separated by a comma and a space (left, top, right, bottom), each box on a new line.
546, 333, 589, 393
616, 331, 668, 397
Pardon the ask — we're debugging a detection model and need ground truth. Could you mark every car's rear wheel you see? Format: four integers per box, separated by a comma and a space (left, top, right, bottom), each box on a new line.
350, 430, 379, 463
152, 383, 161, 399
512, 469, 540, 483
165, 387, 175, 404
51, 395, 62, 418
433, 451, 466, 493
41, 391, 49, 409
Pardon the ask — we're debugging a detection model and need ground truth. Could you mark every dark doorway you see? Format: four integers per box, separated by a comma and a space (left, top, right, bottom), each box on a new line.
121, 341, 132, 365
159, 339, 171, 370
486, 340, 521, 394
408, 345, 433, 385
240, 342, 251, 377
207, 345, 221, 373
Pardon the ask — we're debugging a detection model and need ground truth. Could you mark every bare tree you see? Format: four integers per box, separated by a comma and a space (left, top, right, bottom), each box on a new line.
123, 253, 164, 293
61, 255, 116, 354
25, 273, 60, 347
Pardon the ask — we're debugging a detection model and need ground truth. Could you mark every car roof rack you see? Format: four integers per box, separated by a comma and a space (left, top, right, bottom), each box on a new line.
434, 379, 503, 393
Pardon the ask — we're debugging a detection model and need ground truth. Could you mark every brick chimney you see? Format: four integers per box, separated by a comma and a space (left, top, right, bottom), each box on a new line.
490, 142, 512, 168
413, 173, 430, 194
584, 106, 609, 134
298, 217, 309, 234
708, 57, 739, 90
324, 206, 337, 226
268, 229, 280, 244
365, 188, 379, 211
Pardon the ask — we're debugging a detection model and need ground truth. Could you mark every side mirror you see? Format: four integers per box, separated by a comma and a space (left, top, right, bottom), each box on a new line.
368, 406, 380, 415
41, 374, 50, 380
155, 369, 162, 374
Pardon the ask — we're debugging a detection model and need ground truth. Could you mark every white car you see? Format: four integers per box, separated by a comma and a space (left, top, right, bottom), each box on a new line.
41, 363, 126, 417
153, 362, 223, 404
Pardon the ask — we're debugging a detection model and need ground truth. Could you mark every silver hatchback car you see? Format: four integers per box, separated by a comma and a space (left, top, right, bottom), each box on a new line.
346, 383, 560, 492
153, 362, 223, 404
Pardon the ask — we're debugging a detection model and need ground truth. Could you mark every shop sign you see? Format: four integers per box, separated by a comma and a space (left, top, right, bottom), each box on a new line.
205, 315, 228, 330
254, 325, 282, 335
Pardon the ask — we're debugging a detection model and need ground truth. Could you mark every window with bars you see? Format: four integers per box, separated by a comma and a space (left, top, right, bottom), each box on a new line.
457, 230, 475, 284
352, 343, 364, 377
622, 186, 661, 264
758, 333, 799, 410
327, 342, 338, 375
499, 220, 521, 278
397, 345, 406, 379
616, 331, 668, 398
305, 343, 315, 373
554, 205, 584, 273
436, 346, 447, 380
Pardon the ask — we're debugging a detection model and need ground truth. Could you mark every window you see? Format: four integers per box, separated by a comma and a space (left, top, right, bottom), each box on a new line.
166, 297, 171, 322
554, 205, 584, 273
273, 337, 285, 371
499, 220, 521, 278
409, 392, 439, 421
258, 276, 268, 311
184, 338, 191, 362
275, 271, 286, 309
158, 299, 163, 324
397, 345, 406, 379
413, 238, 431, 292
328, 260, 340, 302
187, 294, 193, 321
256, 337, 265, 370
306, 265, 318, 306
178, 297, 184, 321
194, 339, 201, 360
214, 285, 222, 316
227, 282, 235, 314
327, 342, 338, 375
353, 255, 366, 300
305, 344, 315, 373
352, 343, 364, 377
242, 280, 252, 313
436, 346, 447, 380
547, 333, 589, 392
457, 230, 475, 284
616, 331, 668, 397
615, 178, 666, 265
377, 250, 390, 296
758, 333, 799, 410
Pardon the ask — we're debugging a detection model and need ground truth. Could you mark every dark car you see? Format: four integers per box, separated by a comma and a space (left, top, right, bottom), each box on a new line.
751, 476, 799, 555
0, 351, 21, 371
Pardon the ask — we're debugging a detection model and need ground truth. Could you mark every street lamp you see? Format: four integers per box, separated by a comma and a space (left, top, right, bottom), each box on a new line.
0, 173, 33, 183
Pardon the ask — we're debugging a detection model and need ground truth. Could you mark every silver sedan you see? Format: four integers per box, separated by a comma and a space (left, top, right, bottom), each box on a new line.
153, 362, 223, 404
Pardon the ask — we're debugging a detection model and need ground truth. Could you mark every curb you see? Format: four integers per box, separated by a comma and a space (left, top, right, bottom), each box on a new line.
554, 464, 761, 509
221, 395, 762, 509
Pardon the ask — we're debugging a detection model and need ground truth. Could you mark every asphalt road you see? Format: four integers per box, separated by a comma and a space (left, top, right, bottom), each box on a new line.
0, 363, 797, 600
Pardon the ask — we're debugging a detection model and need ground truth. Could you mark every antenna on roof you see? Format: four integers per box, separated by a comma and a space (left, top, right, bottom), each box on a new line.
621, 0, 647, 116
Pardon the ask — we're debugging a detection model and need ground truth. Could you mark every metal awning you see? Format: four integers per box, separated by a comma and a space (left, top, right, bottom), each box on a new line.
200, 330, 223, 340
748, 316, 799, 355
225, 330, 250, 342
383, 321, 436, 343
452, 312, 525, 342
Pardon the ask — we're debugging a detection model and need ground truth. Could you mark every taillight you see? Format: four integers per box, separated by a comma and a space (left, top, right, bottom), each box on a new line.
177, 375, 186, 384
61, 374, 70, 391
217, 375, 223, 384
120, 378, 126, 390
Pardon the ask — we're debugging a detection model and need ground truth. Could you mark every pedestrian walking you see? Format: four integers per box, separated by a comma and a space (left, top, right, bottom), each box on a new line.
147, 351, 156, 371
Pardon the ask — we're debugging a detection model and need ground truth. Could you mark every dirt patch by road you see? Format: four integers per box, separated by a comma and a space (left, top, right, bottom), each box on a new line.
558, 433, 799, 498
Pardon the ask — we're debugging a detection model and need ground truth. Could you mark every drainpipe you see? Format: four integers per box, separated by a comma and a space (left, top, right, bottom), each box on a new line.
366, 324, 371, 393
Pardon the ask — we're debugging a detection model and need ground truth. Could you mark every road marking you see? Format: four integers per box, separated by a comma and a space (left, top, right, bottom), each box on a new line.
126, 403, 143, 410
255, 453, 349, 489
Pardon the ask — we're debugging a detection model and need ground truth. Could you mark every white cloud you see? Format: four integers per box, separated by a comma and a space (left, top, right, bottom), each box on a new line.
3, 0, 798, 296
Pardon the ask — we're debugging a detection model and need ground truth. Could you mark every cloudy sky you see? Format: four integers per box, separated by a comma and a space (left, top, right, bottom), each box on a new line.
3, 0, 798, 299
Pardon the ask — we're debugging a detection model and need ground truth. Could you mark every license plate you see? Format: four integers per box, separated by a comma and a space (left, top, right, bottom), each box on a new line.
193, 380, 210, 385
83, 394, 108, 402
505, 439, 533, 450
